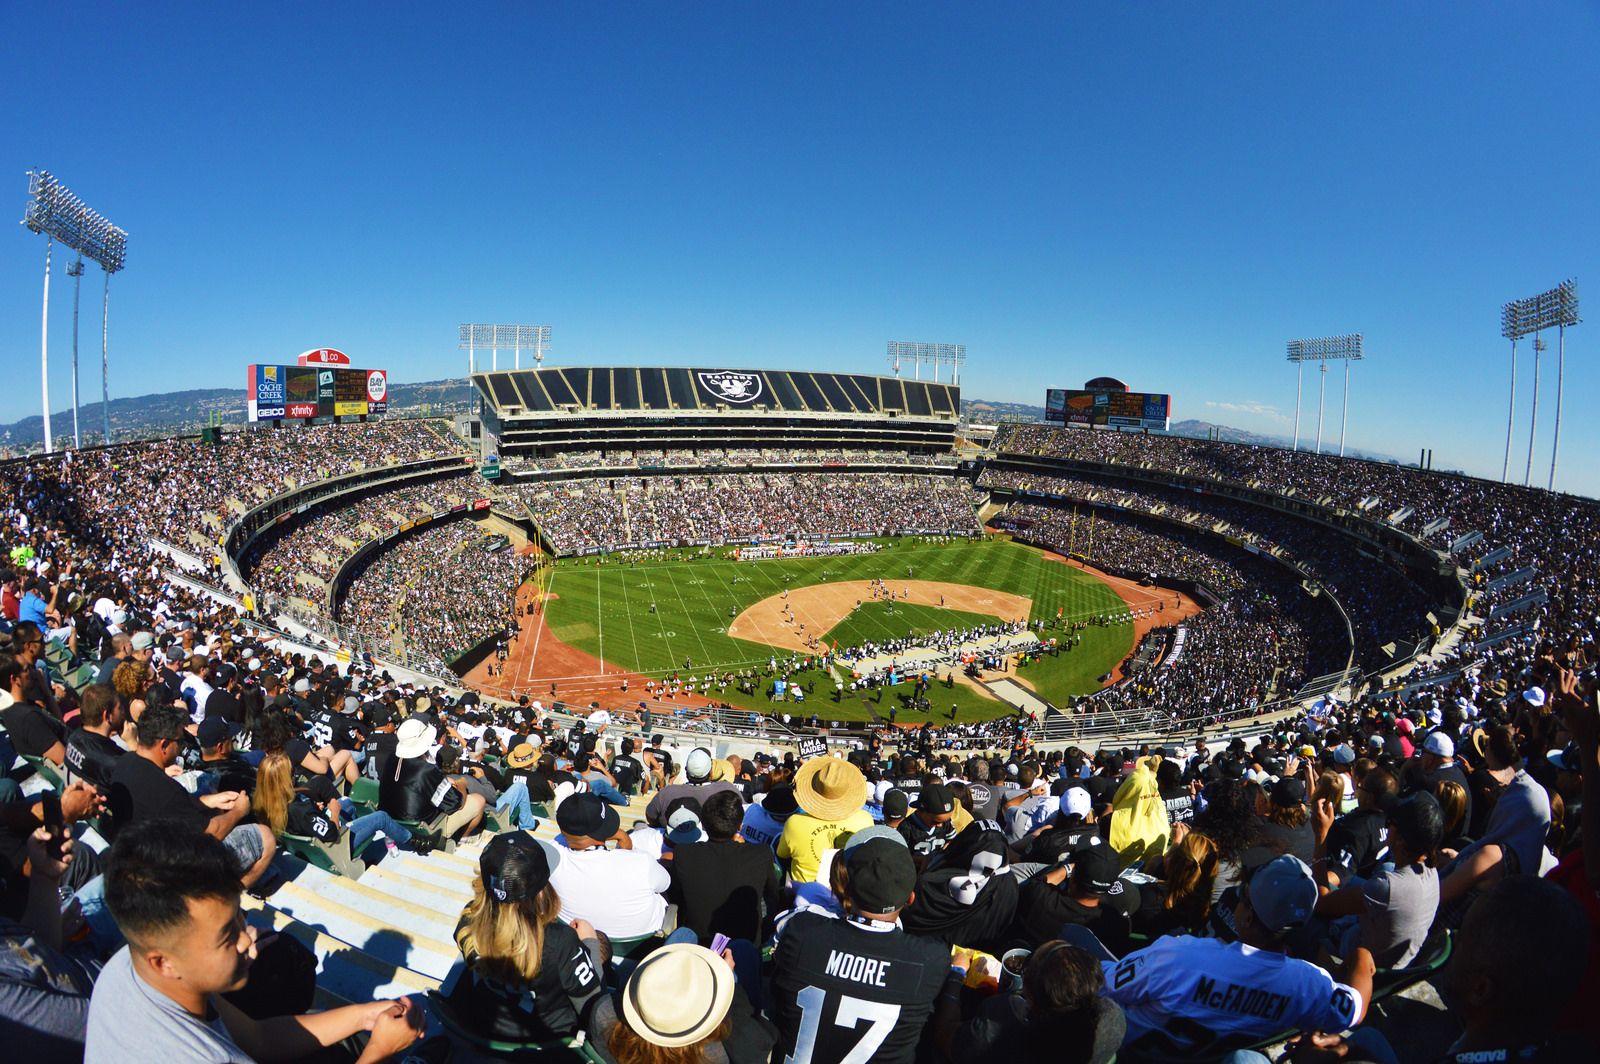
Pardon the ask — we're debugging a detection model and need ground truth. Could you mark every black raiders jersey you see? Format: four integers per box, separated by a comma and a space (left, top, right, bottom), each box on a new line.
771, 912, 951, 1064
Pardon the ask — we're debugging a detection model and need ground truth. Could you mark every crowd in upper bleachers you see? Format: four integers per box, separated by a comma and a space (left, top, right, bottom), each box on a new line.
513, 473, 981, 555
503, 448, 963, 471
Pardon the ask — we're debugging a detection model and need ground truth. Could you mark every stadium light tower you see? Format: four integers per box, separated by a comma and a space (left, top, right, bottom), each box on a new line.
887, 341, 966, 384
1286, 334, 1364, 456
67, 256, 84, 447
1500, 280, 1580, 489
22, 170, 128, 452
460, 324, 550, 374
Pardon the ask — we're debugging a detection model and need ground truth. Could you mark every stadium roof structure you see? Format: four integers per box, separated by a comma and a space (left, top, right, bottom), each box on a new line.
472, 366, 958, 420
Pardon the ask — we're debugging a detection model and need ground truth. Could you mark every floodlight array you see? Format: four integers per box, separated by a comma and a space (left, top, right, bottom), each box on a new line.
22, 170, 127, 273
1501, 280, 1580, 339
888, 341, 966, 364
1286, 334, 1364, 363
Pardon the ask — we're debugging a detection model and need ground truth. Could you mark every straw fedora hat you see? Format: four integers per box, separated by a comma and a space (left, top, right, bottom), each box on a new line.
506, 743, 538, 770
794, 756, 869, 822
621, 943, 735, 1048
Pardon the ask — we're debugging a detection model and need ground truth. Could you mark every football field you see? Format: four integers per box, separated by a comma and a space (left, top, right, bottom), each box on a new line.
536, 537, 1139, 721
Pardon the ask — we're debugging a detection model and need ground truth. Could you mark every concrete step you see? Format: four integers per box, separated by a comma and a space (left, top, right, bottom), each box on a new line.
242, 896, 443, 1000
261, 875, 461, 981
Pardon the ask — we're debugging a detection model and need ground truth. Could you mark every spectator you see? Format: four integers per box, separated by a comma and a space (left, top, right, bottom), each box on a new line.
1132, 825, 1219, 938
777, 757, 872, 886
107, 704, 276, 889
739, 783, 798, 851
1320, 767, 1397, 890
441, 831, 605, 1044
771, 834, 955, 1064
0, 652, 67, 767
252, 752, 417, 862
377, 718, 485, 841
65, 682, 128, 792
667, 790, 782, 946
0, 828, 97, 1058
1441, 725, 1553, 908
1099, 855, 1371, 1057
902, 820, 1019, 954
1314, 792, 1443, 968
897, 783, 958, 866
550, 793, 670, 940
85, 820, 424, 1063
1013, 836, 1138, 955
645, 748, 740, 827
589, 942, 777, 1064
949, 941, 1124, 1062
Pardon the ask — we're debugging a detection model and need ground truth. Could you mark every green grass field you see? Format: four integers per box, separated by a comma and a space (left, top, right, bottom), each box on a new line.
539, 537, 1135, 722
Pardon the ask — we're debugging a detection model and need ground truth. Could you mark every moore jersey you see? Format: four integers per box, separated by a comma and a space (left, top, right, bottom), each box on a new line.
771, 912, 950, 1064
1104, 936, 1363, 1056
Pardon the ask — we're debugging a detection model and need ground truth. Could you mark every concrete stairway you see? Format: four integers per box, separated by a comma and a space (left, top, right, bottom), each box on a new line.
251, 791, 652, 1011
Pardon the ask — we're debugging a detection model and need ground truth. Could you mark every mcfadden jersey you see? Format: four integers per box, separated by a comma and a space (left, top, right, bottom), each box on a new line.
771, 912, 950, 1064
1105, 936, 1363, 1056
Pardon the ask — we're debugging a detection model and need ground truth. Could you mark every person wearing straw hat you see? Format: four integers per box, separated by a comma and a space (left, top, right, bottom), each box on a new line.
587, 942, 777, 1064
778, 755, 873, 886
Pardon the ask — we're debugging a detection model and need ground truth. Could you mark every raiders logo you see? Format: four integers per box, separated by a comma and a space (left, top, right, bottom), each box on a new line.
697, 370, 764, 404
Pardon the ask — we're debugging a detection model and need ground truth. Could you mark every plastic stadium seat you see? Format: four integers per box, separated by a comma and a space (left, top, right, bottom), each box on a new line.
348, 777, 380, 811
426, 990, 605, 1061
279, 830, 366, 880
22, 754, 65, 792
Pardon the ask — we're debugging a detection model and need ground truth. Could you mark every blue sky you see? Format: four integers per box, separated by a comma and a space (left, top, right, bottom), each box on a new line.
4, 4, 1598, 492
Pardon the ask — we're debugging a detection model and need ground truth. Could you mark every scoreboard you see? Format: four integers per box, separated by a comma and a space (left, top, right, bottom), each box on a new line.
1045, 387, 1170, 429
248, 364, 388, 422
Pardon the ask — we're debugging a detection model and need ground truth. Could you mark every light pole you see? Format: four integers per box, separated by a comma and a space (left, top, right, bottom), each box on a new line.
67, 256, 84, 448
22, 170, 129, 454
1286, 334, 1364, 458
1501, 280, 1580, 491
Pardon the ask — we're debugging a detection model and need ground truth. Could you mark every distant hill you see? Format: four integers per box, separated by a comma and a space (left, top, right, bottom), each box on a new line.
2, 385, 1403, 467
0, 378, 476, 451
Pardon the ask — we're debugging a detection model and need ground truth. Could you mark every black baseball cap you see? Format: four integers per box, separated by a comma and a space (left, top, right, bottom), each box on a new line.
556, 792, 620, 840
916, 783, 955, 815
196, 716, 242, 749
881, 788, 910, 820
1071, 839, 1120, 894
844, 837, 917, 915
480, 830, 560, 903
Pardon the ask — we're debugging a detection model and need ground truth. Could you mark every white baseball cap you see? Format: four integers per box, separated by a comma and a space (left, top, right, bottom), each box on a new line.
1422, 731, 1455, 758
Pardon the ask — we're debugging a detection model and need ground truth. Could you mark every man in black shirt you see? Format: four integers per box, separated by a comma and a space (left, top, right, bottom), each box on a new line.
363, 704, 400, 780
609, 737, 643, 796
378, 718, 485, 839
195, 717, 259, 796
897, 783, 957, 867
1012, 836, 1139, 955
0, 651, 66, 768
65, 683, 127, 792
667, 790, 781, 944
1322, 766, 1397, 889
108, 705, 275, 887
772, 834, 954, 1064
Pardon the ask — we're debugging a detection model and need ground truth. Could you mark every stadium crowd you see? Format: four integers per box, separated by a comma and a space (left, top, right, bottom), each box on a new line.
981, 466, 1437, 672
514, 473, 980, 555
504, 448, 962, 471
0, 418, 1596, 1062
241, 472, 480, 605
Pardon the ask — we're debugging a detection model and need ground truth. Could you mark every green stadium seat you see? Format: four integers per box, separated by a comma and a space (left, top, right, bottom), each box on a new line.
22, 754, 65, 792
278, 830, 365, 880
426, 990, 605, 1062
348, 777, 380, 811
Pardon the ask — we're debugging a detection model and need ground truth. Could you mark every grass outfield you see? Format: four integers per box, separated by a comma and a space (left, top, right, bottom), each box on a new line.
540, 538, 1134, 722
821, 601, 999, 650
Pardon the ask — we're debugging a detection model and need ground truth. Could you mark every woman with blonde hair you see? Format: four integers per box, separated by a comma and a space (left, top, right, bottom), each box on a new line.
251, 751, 415, 861
1435, 779, 1474, 852
1134, 826, 1220, 937
441, 830, 606, 1044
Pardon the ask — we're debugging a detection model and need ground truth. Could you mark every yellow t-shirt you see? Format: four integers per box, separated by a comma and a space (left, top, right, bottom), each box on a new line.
777, 809, 874, 885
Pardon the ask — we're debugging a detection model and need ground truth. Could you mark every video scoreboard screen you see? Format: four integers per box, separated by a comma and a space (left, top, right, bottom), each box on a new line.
1045, 387, 1170, 429
248, 364, 388, 421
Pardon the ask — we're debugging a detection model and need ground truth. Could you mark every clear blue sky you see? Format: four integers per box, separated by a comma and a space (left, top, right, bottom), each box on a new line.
4, 4, 1598, 492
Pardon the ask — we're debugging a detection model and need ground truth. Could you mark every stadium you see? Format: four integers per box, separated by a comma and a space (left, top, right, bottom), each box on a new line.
4, 348, 1595, 1061
3, 11, 1594, 1062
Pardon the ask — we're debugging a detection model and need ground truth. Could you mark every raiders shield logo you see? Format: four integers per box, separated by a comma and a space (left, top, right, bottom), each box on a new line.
697, 370, 764, 404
